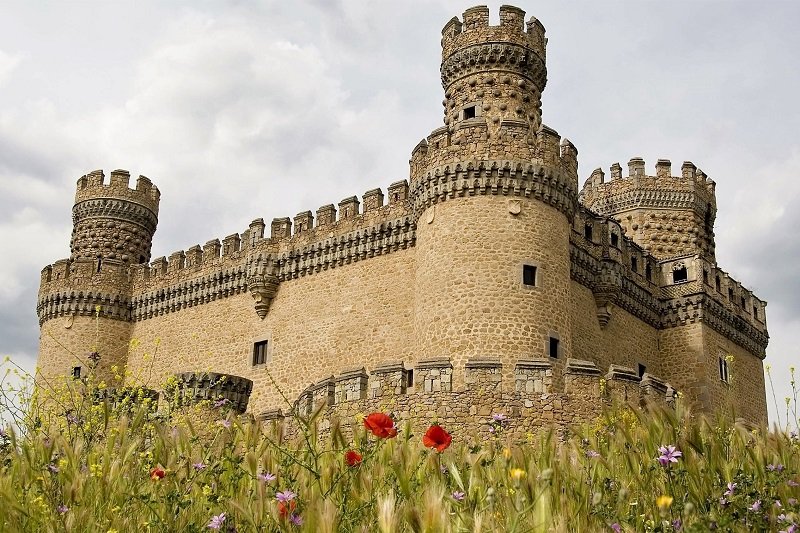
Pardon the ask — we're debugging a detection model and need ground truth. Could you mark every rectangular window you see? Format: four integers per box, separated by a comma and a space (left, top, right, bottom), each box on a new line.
584, 224, 593, 240
72, 366, 82, 379
610, 232, 619, 247
406, 369, 414, 388
728, 288, 734, 301
631, 257, 638, 273
719, 356, 729, 383
463, 105, 476, 119
740, 296, 746, 309
753, 306, 759, 320
252, 340, 268, 365
638, 363, 647, 378
645, 264, 652, 282
715, 275, 721, 292
672, 267, 688, 283
548, 337, 559, 359
523, 264, 537, 286
703, 269, 709, 285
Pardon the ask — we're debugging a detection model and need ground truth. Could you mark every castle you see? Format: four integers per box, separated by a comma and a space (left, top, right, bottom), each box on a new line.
35, 5, 769, 433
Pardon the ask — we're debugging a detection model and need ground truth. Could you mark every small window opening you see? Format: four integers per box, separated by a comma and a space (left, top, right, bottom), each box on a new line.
703, 269, 709, 285
522, 264, 537, 286
740, 296, 746, 309
548, 336, 560, 359
406, 369, 414, 388
463, 105, 476, 120
728, 288, 734, 301
96, 258, 102, 273
753, 306, 759, 320
584, 224, 593, 240
139, 255, 145, 264
297, 223, 303, 233
637, 363, 647, 378
610, 232, 619, 247
393, 193, 399, 202
631, 257, 638, 273
252, 340, 268, 366
672, 267, 688, 283
719, 356, 730, 383
344, 207, 350, 217
645, 264, 652, 282
715, 275, 721, 292
72, 366, 82, 379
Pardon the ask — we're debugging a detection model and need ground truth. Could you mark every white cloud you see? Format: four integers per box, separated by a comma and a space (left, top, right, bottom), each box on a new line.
0, 50, 21, 86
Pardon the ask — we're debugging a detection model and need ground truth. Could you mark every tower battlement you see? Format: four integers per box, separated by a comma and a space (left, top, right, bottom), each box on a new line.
75, 169, 161, 215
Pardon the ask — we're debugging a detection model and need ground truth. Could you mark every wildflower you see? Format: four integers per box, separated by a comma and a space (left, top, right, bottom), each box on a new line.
423, 425, 452, 452
193, 462, 207, 470
452, 491, 466, 501
207, 513, 225, 530
672, 519, 682, 530
657, 495, 674, 509
492, 413, 508, 423
657, 445, 682, 466
749, 499, 762, 512
276, 490, 297, 503
289, 514, 303, 526
611, 524, 622, 532
768, 463, 786, 472
65, 412, 81, 425
57, 504, 69, 514
586, 450, 601, 459
789, 498, 798, 505
202, 485, 212, 497
213, 398, 229, 408
723, 482, 736, 497
47, 463, 60, 473
502, 448, 512, 460
779, 525, 798, 533
150, 466, 166, 480
719, 497, 728, 506
278, 500, 297, 518
345, 450, 363, 467
440, 464, 449, 474
218, 419, 232, 429
363, 413, 397, 439
788, 480, 800, 487
488, 426, 495, 434
87, 351, 101, 364
510, 468, 526, 480
258, 472, 276, 482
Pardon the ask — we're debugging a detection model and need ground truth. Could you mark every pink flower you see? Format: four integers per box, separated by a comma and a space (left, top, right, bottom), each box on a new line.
207, 513, 225, 530
657, 445, 682, 466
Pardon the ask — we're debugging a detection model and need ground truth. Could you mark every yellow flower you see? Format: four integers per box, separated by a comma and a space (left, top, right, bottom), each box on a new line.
510, 468, 526, 480
502, 448, 512, 460
202, 485, 212, 496
656, 495, 673, 509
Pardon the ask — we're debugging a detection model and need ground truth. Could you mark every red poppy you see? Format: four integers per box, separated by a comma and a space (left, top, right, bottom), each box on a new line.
422, 424, 452, 452
345, 450, 363, 467
150, 466, 165, 480
278, 499, 297, 518
363, 412, 397, 439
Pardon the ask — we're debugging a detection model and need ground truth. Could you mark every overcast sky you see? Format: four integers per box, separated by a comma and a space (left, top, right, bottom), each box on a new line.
1, 1, 797, 426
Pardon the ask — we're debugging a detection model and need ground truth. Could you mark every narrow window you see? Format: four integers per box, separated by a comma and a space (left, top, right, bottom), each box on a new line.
96, 258, 102, 273
753, 306, 759, 320
522, 264, 537, 286
728, 288, 734, 301
740, 296, 746, 308
72, 366, 82, 379
584, 224, 593, 240
406, 369, 414, 388
610, 232, 619, 247
139, 255, 146, 264
703, 269, 709, 285
673, 266, 688, 283
393, 193, 399, 202
715, 275, 721, 292
631, 257, 638, 273
718, 357, 729, 383
548, 337, 559, 359
637, 363, 647, 378
463, 105, 476, 120
252, 340, 268, 365
645, 264, 652, 282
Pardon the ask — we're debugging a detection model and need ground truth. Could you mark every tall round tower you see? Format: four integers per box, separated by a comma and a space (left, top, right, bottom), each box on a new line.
71, 169, 160, 265
36, 169, 159, 390
410, 5, 579, 386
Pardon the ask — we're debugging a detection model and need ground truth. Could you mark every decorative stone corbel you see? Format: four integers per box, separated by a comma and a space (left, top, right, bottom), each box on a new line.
593, 260, 622, 329
246, 253, 279, 319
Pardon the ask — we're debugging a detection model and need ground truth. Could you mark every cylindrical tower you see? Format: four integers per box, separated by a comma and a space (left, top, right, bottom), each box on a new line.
410, 5, 579, 388
36, 169, 160, 393
71, 169, 160, 265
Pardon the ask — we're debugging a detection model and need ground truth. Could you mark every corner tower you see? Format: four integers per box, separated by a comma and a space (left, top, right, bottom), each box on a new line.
36, 170, 159, 389
411, 5, 579, 387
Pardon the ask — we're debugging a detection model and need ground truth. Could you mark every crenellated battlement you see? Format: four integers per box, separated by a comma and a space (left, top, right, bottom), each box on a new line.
74, 169, 161, 215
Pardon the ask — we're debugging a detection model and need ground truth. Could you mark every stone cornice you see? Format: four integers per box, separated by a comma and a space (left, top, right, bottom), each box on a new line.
411, 160, 578, 221
73, 197, 158, 233
441, 42, 546, 89
36, 290, 131, 326
584, 188, 707, 216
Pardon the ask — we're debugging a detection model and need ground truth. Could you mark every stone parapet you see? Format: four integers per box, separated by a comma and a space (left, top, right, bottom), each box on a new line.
169, 372, 253, 413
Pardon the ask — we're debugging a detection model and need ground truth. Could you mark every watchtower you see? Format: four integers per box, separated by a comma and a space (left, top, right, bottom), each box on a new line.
410, 5, 579, 387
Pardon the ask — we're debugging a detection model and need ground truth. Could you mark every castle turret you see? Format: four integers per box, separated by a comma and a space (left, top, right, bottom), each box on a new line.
71, 169, 160, 265
411, 5, 578, 388
36, 169, 160, 389
580, 158, 717, 261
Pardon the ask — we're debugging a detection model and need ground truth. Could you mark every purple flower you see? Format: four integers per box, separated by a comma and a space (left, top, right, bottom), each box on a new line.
258, 472, 276, 482
657, 445, 682, 466
611, 523, 622, 533
789, 498, 798, 505
207, 512, 226, 530
213, 398, 229, 408
47, 463, 60, 473
776, 500, 783, 508
452, 491, 466, 501
488, 426, 495, 434
65, 412, 81, 425
492, 413, 508, 423
780, 525, 798, 533
778, 514, 788, 522
719, 497, 728, 506
723, 482, 736, 497
289, 514, 303, 526
87, 351, 101, 364
193, 462, 207, 470
788, 480, 800, 487
276, 490, 297, 503
791, 430, 798, 440
768, 463, 786, 472
218, 419, 231, 429
57, 504, 69, 514
672, 518, 682, 531
749, 499, 762, 512
586, 450, 601, 459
